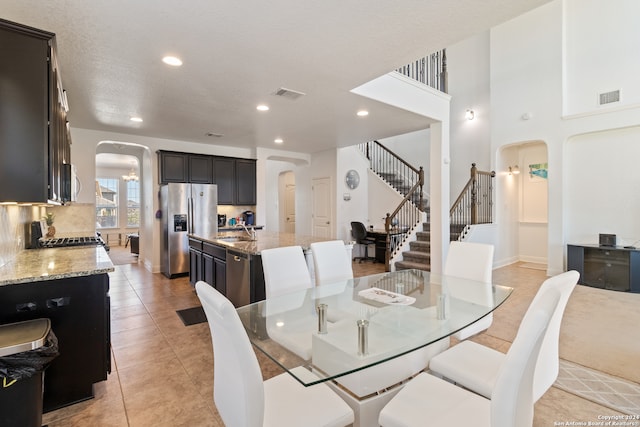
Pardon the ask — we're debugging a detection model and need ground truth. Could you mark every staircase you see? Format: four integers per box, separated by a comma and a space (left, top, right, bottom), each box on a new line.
378, 172, 429, 211
394, 164, 495, 272
394, 222, 466, 272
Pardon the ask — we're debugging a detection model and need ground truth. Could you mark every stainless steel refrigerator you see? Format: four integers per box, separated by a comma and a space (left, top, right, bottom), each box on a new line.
160, 183, 218, 278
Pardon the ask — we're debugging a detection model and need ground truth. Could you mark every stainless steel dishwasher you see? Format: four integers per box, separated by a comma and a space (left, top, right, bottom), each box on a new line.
226, 249, 251, 307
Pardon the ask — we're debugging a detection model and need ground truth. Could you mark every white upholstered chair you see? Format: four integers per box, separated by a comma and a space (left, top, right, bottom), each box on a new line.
310, 240, 353, 286
260, 246, 312, 298
429, 270, 579, 401
195, 281, 354, 427
378, 288, 561, 427
444, 241, 495, 340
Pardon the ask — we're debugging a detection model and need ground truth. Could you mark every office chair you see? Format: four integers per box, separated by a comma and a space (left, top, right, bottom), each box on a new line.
350, 221, 376, 263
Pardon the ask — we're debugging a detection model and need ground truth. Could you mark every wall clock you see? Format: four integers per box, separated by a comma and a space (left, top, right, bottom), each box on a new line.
345, 169, 360, 189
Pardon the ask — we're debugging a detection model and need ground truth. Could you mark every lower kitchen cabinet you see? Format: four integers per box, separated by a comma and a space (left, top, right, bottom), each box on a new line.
187, 237, 264, 305
189, 239, 226, 295
0, 273, 110, 412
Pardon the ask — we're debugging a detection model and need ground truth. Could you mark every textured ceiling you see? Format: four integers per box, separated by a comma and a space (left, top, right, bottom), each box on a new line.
1, 0, 550, 154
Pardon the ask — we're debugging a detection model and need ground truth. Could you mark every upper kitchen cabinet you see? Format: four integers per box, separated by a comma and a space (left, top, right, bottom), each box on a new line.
235, 159, 257, 205
189, 154, 213, 183
158, 151, 214, 184
158, 151, 188, 183
158, 150, 256, 206
0, 19, 71, 204
213, 157, 235, 204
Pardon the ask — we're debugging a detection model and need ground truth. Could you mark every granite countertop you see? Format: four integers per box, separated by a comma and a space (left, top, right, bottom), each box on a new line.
190, 230, 351, 255
0, 246, 114, 286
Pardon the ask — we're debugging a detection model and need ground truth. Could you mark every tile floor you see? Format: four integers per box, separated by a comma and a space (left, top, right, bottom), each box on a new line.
40, 248, 628, 426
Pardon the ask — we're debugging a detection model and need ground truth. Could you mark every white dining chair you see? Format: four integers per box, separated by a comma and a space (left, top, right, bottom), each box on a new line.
378, 288, 561, 427
260, 246, 312, 298
310, 240, 353, 286
429, 270, 578, 401
195, 281, 354, 427
444, 241, 495, 340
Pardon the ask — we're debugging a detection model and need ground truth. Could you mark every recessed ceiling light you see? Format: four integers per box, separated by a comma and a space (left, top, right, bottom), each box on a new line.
357, 110, 369, 117
274, 138, 283, 144
130, 117, 143, 122
162, 56, 183, 66
256, 104, 269, 111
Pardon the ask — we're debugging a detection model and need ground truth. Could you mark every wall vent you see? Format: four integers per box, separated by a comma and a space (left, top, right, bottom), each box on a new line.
274, 87, 306, 100
599, 90, 620, 105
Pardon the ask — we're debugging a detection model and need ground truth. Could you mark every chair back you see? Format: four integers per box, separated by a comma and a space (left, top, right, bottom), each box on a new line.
444, 241, 494, 283
491, 289, 561, 427
195, 281, 264, 427
310, 240, 353, 285
526, 270, 578, 401
444, 241, 494, 340
261, 246, 312, 298
350, 222, 368, 242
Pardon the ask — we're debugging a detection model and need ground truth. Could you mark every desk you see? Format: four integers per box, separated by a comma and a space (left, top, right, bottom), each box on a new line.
237, 269, 512, 425
366, 228, 405, 263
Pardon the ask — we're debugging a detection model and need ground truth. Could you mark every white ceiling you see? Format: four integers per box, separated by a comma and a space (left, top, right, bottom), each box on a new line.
1, 0, 550, 154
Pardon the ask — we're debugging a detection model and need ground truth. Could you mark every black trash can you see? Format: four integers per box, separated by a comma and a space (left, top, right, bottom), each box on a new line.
0, 318, 59, 427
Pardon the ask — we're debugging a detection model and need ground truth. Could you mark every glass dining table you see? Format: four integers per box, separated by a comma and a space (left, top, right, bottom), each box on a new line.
237, 268, 512, 387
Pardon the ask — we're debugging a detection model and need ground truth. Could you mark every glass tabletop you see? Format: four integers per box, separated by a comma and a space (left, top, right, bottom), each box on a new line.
236, 268, 512, 386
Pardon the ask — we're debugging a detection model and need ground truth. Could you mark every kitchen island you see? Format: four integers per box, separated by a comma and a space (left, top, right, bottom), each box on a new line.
187, 230, 352, 307
0, 246, 113, 412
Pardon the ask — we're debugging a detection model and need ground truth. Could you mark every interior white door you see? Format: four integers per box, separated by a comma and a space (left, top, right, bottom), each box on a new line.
284, 183, 296, 233
312, 177, 332, 238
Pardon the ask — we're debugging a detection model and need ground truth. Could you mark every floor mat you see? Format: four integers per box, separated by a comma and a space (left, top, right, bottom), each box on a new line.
176, 306, 207, 326
555, 360, 640, 415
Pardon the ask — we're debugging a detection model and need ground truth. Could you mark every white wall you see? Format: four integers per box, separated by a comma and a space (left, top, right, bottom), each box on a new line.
566, 126, 640, 247
563, 0, 640, 116
490, 0, 640, 274
336, 147, 370, 241
447, 32, 493, 199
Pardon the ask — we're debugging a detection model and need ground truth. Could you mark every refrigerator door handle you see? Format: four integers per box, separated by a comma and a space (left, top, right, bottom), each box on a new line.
188, 197, 194, 234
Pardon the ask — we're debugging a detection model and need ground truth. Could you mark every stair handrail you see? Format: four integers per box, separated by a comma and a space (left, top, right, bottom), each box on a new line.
450, 163, 496, 235
359, 141, 424, 209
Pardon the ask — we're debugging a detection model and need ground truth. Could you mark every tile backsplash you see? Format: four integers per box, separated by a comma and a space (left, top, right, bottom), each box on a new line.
0, 204, 45, 268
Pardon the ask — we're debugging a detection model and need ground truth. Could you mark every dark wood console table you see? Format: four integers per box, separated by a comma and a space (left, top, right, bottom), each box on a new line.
567, 244, 640, 293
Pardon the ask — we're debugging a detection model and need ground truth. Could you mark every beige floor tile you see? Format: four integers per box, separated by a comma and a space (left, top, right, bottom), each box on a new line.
43, 252, 639, 425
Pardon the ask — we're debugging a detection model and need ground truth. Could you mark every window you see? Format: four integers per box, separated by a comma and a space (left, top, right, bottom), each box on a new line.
126, 180, 140, 227
96, 178, 118, 228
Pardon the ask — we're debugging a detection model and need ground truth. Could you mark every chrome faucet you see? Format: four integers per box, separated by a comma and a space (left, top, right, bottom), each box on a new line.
237, 223, 257, 240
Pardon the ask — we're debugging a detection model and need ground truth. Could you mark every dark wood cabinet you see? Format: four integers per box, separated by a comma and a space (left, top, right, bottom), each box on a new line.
159, 151, 188, 184
0, 273, 110, 412
0, 19, 71, 204
213, 157, 235, 204
189, 239, 226, 294
236, 159, 257, 205
189, 154, 213, 183
158, 151, 256, 205
567, 244, 640, 293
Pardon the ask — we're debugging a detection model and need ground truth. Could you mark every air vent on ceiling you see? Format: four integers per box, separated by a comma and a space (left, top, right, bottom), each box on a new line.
205, 132, 223, 137
599, 90, 620, 105
274, 87, 306, 100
